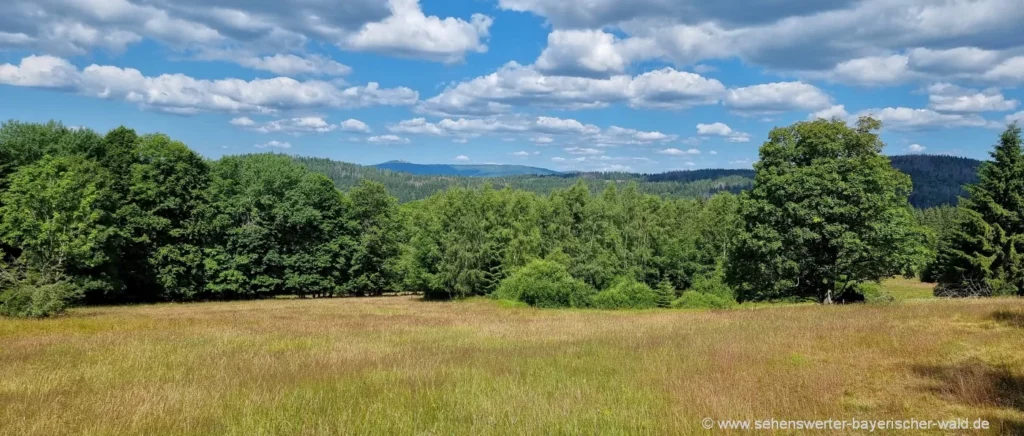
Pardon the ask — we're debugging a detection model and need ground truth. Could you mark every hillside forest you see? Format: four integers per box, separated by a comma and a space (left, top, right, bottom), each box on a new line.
1, 118, 1022, 317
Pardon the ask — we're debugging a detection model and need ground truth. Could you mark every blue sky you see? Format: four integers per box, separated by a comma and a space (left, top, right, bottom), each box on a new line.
2, 0, 1023, 173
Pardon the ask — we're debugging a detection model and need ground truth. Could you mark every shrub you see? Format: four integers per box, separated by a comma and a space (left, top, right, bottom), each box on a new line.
854, 283, 895, 304
654, 280, 676, 308
690, 269, 734, 300
0, 263, 80, 318
493, 260, 595, 308
671, 291, 736, 309
591, 278, 658, 310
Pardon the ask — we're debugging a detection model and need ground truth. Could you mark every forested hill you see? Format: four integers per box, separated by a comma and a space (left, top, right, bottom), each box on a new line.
889, 155, 980, 209
294, 154, 981, 208
375, 161, 559, 177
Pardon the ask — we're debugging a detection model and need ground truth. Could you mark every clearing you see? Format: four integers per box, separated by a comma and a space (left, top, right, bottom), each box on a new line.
2, 284, 1024, 434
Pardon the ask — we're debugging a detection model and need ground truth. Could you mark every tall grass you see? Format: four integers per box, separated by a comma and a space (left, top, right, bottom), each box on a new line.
2, 293, 1023, 434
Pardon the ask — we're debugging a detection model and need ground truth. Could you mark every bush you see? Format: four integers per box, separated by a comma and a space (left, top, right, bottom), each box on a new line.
0, 263, 80, 318
0, 282, 78, 318
690, 269, 734, 300
591, 278, 658, 310
654, 280, 676, 308
671, 291, 737, 309
493, 260, 595, 308
855, 283, 895, 304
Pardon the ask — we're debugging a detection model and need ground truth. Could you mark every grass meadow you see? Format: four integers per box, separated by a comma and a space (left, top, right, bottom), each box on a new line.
2, 281, 1024, 435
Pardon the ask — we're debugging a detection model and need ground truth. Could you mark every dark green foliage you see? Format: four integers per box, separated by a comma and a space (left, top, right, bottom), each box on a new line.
727, 118, 927, 303
591, 278, 658, 310
493, 259, 594, 308
204, 155, 353, 299
0, 262, 80, 318
933, 124, 1024, 297
671, 291, 736, 309
120, 134, 212, 301
654, 280, 676, 308
890, 155, 980, 208
347, 181, 402, 296
0, 155, 120, 301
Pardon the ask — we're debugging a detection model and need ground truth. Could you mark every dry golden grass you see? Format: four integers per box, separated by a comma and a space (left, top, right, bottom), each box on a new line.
2, 294, 1024, 435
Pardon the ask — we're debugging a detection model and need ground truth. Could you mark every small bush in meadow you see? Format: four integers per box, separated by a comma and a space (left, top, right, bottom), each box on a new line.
591, 278, 658, 310
493, 260, 595, 308
857, 283, 896, 304
0, 263, 80, 318
654, 280, 676, 308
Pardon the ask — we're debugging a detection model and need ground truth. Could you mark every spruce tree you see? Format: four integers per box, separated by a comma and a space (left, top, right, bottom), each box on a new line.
935, 123, 1024, 296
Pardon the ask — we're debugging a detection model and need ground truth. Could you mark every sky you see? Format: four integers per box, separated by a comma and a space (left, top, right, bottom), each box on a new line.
2, 0, 1023, 173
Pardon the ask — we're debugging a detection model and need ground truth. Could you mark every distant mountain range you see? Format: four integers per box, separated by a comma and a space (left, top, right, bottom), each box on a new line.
297, 155, 981, 209
375, 160, 560, 177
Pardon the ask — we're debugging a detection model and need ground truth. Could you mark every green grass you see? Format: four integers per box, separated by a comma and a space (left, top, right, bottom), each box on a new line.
881, 277, 938, 301
2, 290, 1024, 435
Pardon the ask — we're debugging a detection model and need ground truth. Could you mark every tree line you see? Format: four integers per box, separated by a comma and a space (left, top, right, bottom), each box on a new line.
1, 119, 1021, 317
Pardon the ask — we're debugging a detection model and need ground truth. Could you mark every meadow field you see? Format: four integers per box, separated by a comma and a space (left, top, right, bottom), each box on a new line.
2, 282, 1024, 435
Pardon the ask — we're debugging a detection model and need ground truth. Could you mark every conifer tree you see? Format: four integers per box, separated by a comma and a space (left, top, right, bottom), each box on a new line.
935, 123, 1024, 296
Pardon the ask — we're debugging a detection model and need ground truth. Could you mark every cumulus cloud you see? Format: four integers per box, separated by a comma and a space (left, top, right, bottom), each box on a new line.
342, 0, 492, 63
657, 148, 700, 156
340, 118, 372, 133
724, 82, 832, 115
534, 29, 654, 77
386, 116, 675, 147
511, 150, 540, 157
857, 107, 994, 131
417, 62, 725, 116
0, 0, 490, 64
907, 144, 927, 153
926, 83, 1018, 113
500, 0, 1024, 86
367, 134, 410, 144
454, 155, 470, 162
255, 140, 292, 149
0, 55, 417, 114
209, 53, 352, 76
233, 116, 340, 134
696, 122, 750, 142
827, 55, 912, 86
564, 147, 603, 155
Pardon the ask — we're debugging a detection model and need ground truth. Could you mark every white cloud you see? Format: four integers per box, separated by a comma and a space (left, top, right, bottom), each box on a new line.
810, 104, 851, 121
255, 140, 291, 149
827, 55, 912, 86
724, 82, 832, 114
927, 83, 1018, 113
417, 62, 724, 116
657, 148, 700, 156
499, 0, 1024, 86
0, 55, 417, 114
696, 122, 751, 142
907, 144, 927, 153
534, 29, 652, 77
564, 147, 603, 155
236, 117, 338, 134
1008, 111, 1024, 124
340, 119, 372, 133
531, 136, 554, 144
857, 107, 994, 131
225, 53, 351, 77
512, 150, 540, 157
343, 0, 492, 63
454, 155, 470, 162
0, 0, 491, 64
230, 116, 256, 127
984, 57, 1024, 84
367, 135, 411, 144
